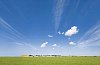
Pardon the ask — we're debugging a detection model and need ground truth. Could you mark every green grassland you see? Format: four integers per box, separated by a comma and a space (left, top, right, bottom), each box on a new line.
0, 56, 100, 65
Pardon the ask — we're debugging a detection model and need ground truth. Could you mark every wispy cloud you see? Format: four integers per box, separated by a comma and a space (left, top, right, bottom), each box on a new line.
48, 35, 53, 38
15, 42, 35, 50
77, 21, 100, 47
65, 26, 79, 36
15, 42, 24, 46
53, 0, 65, 32
40, 42, 48, 48
24, 43, 36, 50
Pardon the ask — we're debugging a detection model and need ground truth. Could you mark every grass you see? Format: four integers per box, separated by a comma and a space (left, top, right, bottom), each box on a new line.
0, 56, 100, 65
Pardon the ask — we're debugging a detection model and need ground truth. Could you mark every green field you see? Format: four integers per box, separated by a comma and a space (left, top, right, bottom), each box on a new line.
0, 56, 100, 65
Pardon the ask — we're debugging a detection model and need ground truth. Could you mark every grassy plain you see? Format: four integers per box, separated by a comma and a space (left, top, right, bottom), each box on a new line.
0, 56, 100, 65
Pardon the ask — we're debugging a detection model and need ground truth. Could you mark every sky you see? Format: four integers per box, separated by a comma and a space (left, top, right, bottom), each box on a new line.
0, 0, 100, 56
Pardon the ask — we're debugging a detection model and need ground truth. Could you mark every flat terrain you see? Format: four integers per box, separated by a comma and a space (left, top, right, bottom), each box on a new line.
0, 56, 100, 65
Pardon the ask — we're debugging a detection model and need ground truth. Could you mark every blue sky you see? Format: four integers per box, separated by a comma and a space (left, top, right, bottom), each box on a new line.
0, 0, 100, 56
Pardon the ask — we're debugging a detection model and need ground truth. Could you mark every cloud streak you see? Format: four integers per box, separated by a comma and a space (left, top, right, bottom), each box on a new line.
0, 17, 35, 50
78, 21, 100, 47
75, 0, 80, 8
53, 0, 65, 32
15, 42, 24, 46
0, 17, 25, 41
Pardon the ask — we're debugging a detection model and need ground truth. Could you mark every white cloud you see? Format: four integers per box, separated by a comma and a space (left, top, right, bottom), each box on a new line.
52, 44, 57, 47
62, 32, 64, 34
58, 31, 62, 34
40, 42, 48, 48
69, 41, 76, 45
48, 35, 53, 38
65, 26, 79, 36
